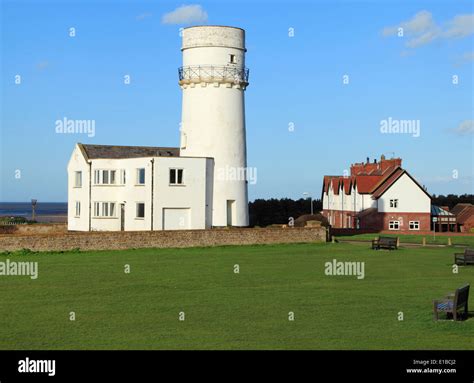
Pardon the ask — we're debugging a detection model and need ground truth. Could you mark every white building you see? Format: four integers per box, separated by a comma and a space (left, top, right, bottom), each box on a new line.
67, 26, 250, 231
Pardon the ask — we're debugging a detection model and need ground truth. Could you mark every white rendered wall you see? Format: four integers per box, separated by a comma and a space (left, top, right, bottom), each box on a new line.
179, 26, 249, 227
153, 156, 212, 230
67, 150, 211, 231
89, 157, 151, 231
377, 173, 430, 213
67, 145, 90, 231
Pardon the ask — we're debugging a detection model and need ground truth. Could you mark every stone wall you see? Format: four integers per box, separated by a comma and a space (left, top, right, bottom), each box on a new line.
0, 227, 326, 252
0, 223, 67, 235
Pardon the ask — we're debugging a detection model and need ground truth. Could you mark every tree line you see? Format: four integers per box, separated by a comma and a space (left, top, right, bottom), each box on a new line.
249, 198, 322, 227
249, 194, 472, 227
431, 194, 473, 210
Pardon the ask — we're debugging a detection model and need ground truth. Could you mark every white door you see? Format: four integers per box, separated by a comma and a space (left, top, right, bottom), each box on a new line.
163, 208, 190, 230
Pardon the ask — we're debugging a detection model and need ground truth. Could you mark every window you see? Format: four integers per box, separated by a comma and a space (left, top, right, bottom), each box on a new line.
409, 221, 420, 230
94, 170, 118, 185
120, 169, 126, 185
229, 54, 236, 64
390, 199, 399, 208
136, 203, 145, 218
169, 168, 184, 185
137, 168, 145, 185
102, 170, 109, 184
75, 201, 81, 217
389, 220, 400, 230
93, 202, 116, 217
74, 171, 82, 187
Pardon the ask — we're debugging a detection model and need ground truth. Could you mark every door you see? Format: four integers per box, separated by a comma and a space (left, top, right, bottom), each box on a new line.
227, 200, 235, 226
163, 208, 190, 230
120, 204, 125, 231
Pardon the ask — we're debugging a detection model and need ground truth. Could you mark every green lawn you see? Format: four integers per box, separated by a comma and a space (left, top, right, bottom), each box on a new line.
336, 233, 474, 247
0, 242, 472, 350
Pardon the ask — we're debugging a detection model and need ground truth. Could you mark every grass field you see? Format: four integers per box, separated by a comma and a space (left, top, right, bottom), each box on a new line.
0, 242, 473, 350
335, 233, 474, 247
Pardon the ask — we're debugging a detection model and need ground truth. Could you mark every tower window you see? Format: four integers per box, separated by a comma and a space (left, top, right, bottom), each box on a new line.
229, 54, 236, 64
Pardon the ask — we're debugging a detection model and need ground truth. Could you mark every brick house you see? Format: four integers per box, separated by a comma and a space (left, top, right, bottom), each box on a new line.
451, 203, 474, 233
321, 155, 432, 233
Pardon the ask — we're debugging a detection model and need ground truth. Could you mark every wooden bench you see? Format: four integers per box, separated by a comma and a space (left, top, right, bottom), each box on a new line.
371, 236, 398, 250
454, 249, 474, 266
433, 284, 470, 321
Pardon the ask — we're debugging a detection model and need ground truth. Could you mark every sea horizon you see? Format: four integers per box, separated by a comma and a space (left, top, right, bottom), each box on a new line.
0, 202, 68, 218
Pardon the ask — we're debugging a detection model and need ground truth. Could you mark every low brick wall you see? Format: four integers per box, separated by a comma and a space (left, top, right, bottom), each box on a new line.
331, 228, 474, 236
0, 227, 326, 252
0, 223, 67, 236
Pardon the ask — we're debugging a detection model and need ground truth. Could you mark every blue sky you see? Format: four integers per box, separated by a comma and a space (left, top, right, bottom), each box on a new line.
1, 0, 473, 202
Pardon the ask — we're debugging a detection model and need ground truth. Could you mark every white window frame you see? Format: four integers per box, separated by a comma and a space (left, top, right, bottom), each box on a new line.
390, 199, 399, 208
409, 221, 420, 230
169, 168, 184, 186
136, 202, 145, 219
389, 220, 400, 230
94, 169, 117, 185
74, 171, 82, 188
137, 168, 145, 185
93, 202, 116, 218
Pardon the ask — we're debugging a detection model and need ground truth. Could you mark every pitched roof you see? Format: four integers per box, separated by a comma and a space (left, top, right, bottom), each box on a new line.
354, 175, 385, 194
431, 205, 455, 216
322, 161, 431, 200
331, 178, 340, 195
450, 203, 472, 216
451, 204, 474, 224
369, 167, 431, 200
79, 143, 180, 160
371, 168, 405, 199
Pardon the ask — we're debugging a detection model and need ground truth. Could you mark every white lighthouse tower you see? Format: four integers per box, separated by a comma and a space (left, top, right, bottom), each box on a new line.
179, 26, 249, 227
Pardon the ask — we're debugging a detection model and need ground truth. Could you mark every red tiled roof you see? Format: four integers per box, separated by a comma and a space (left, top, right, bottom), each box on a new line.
354, 175, 385, 194
343, 177, 353, 194
322, 158, 430, 200
371, 168, 405, 199
451, 203, 472, 216
452, 204, 474, 224
331, 178, 340, 195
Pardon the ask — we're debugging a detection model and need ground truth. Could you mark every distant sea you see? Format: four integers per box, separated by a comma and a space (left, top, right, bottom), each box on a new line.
0, 202, 67, 222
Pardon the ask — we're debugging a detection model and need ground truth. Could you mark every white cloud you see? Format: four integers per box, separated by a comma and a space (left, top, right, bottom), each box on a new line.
382, 11, 474, 49
383, 10, 436, 37
443, 14, 474, 38
453, 120, 474, 135
405, 29, 439, 48
162, 5, 208, 25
